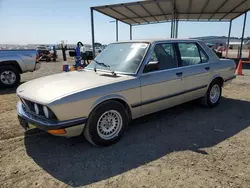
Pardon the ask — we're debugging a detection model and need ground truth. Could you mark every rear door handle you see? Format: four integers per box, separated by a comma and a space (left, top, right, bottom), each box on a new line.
176, 72, 183, 77
205, 67, 210, 71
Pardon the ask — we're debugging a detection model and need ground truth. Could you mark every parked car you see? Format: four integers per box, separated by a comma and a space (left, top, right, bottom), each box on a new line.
95, 47, 102, 54
0, 49, 40, 88
17, 39, 236, 146
85, 44, 94, 60
68, 44, 94, 62
36, 46, 52, 62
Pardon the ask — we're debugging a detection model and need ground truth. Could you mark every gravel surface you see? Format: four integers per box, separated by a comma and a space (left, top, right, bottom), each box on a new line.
0, 62, 250, 188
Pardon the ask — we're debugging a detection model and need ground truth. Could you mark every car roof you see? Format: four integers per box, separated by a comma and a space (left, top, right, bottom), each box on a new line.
36, 46, 47, 48
111, 38, 201, 44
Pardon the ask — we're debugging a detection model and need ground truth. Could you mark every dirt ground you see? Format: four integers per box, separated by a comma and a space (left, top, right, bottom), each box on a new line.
1, 62, 250, 188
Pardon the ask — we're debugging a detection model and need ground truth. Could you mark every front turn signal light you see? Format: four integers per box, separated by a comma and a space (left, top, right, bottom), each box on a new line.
48, 129, 66, 135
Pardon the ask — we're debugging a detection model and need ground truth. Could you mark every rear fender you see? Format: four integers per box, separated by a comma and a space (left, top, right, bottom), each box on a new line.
208, 74, 224, 88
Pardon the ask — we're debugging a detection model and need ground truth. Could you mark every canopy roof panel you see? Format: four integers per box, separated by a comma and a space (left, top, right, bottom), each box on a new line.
92, 0, 250, 25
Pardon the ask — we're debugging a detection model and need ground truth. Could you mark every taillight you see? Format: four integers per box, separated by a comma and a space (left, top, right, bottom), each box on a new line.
36, 52, 40, 62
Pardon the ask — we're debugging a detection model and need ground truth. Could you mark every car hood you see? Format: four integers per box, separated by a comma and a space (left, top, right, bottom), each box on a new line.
17, 70, 133, 104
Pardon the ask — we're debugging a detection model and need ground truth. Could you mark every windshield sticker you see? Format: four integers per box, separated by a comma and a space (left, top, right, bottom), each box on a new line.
131, 43, 147, 49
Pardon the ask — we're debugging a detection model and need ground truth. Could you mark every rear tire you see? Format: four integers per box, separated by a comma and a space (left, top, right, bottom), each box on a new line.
84, 101, 128, 146
201, 80, 222, 108
46, 57, 51, 62
0, 65, 20, 89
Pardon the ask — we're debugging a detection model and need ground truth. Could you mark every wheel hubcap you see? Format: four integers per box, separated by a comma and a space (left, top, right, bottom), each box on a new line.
0, 71, 16, 85
97, 110, 122, 140
210, 85, 220, 104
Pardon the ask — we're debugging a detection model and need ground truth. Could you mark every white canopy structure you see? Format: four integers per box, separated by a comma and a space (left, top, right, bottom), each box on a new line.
91, 0, 249, 58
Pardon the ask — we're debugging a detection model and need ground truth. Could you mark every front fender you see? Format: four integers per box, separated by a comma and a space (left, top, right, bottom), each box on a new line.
90, 94, 130, 112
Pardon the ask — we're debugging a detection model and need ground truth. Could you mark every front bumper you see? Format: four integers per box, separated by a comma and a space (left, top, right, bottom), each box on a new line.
17, 102, 87, 137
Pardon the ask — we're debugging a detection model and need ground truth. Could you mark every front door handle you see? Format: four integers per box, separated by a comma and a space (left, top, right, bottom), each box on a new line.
176, 72, 183, 77
205, 67, 210, 71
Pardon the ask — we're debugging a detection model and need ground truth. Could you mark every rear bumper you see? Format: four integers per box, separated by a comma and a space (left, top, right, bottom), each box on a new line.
17, 102, 87, 137
34, 62, 41, 70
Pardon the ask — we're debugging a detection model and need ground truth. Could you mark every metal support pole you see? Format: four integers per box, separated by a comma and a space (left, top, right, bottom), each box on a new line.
226, 20, 232, 58
116, 19, 118, 42
237, 47, 240, 58
61, 43, 67, 62
130, 25, 132, 40
61, 41, 69, 72
239, 12, 247, 59
174, 12, 177, 38
171, 11, 174, 38
91, 8, 95, 57
172, 10, 177, 38
248, 47, 250, 60
170, 21, 173, 38
176, 20, 179, 38
173, 17, 176, 38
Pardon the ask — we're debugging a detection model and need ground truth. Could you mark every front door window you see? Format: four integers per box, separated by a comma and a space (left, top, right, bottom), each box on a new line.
145, 43, 178, 73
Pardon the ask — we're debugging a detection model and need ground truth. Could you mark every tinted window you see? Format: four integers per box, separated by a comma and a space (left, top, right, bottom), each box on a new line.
162, 44, 175, 57
178, 43, 206, 67
149, 51, 158, 62
145, 43, 177, 72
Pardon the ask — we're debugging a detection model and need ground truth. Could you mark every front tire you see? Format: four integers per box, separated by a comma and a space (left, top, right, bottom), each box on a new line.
84, 101, 128, 146
0, 65, 20, 89
201, 80, 222, 108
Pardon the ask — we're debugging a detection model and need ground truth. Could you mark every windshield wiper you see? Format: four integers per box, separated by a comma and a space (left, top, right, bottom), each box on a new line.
92, 59, 117, 76
93, 59, 110, 69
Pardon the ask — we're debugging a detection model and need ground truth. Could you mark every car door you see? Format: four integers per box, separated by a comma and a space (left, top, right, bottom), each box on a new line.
176, 42, 211, 101
138, 43, 186, 117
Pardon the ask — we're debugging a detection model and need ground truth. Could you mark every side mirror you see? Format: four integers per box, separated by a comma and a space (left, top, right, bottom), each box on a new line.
143, 61, 159, 73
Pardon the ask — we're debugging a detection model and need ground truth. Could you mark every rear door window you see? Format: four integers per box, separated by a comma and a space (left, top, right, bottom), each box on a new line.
178, 43, 209, 67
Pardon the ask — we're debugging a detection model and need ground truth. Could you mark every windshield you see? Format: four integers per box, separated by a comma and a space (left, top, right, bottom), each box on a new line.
86, 42, 149, 74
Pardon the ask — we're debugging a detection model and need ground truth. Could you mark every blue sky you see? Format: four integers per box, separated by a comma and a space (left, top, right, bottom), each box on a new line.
0, 0, 249, 45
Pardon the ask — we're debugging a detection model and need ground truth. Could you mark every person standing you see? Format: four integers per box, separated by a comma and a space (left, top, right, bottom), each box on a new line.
80, 44, 87, 65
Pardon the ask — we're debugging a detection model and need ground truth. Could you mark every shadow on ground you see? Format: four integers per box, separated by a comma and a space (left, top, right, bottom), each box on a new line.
0, 82, 25, 94
24, 97, 250, 187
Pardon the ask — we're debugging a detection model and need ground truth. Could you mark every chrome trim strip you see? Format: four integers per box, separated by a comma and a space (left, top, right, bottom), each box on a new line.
131, 84, 207, 108
17, 102, 87, 130
224, 75, 236, 82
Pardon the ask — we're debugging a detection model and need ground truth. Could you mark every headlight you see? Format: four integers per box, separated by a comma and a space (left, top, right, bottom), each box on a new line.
34, 103, 39, 115
43, 106, 49, 118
